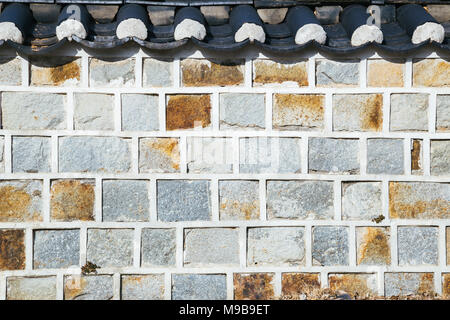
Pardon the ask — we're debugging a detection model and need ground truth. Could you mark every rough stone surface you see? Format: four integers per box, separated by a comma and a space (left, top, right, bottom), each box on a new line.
187, 137, 233, 173
312, 226, 349, 266
234, 273, 275, 300
219, 180, 259, 220
281, 273, 320, 298
0, 180, 43, 222
102, 180, 149, 222
411, 139, 423, 174
89, 58, 135, 87
147, 6, 174, 26
356, 227, 391, 265
50, 180, 95, 222
64, 275, 113, 300
247, 227, 305, 267
384, 273, 434, 297
7, 276, 56, 300
0, 137, 4, 173
430, 140, 450, 175
448, 228, 450, 266
413, 58, 450, 87
308, 138, 359, 174
390, 94, 429, 131
74, 93, 114, 130
87, 229, 134, 267
33, 229, 80, 269
181, 59, 244, 87
316, 60, 359, 87
367, 59, 404, 87
200, 6, 229, 25
59, 136, 131, 173
443, 273, 450, 298
1, 92, 66, 130
184, 228, 239, 266
329, 274, 378, 299
121, 94, 159, 131
342, 182, 382, 220
267, 180, 334, 220
257, 8, 288, 24
166, 95, 211, 130
139, 138, 180, 173
0, 229, 25, 270
436, 95, 450, 132
157, 180, 211, 222
12, 136, 51, 173
220, 93, 265, 130
240, 137, 301, 173
273, 94, 325, 130
333, 94, 383, 131
389, 182, 450, 219
141, 228, 176, 267
398, 227, 438, 266
0, 57, 21, 85
253, 59, 308, 86
143, 58, 173, 87
30, 57, 80, 86
121, 274, 164, 300
367, 139, 404, 174
172, 274, 227, 300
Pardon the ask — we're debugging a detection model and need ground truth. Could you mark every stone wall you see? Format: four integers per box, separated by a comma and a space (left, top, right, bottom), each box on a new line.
0, 45, 448, 300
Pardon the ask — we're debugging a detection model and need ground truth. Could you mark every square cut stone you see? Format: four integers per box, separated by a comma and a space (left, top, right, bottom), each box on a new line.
266, 180, 334, 220
64, 275, 113, 300
50, 180, 95, 221
143, 58, 173, 87
281, 273, 320, 298
220, 93, 265, 130
33, 229, 80, 269
413, 58, 450, 87
367, 139, 404, 174
89, 57, 135, 87
356, 227, 391, 265
184, 228, 239, 266
436, 95, 450, 132
430, 140, 450, 175
0, 57, 21, 85
74, 93, 115, 130
121, 274, 164, 300
139, 138, 180, 173
308, 138, 359, 174
316, 59, 359, 87
12, 136, 51, 173
219, 180, 260, 220
141, 228, 176, 267
398, 226, 438, 266
121, 94, 159, 131
342, 182, 382, 220
187, 137, 233, 173
253, 59, 308, 87
0, 180, 43, 222
0, 229, 25, 270
166, 95, 211, 130
87, 229, 134, 267
312, 226, 349, 266
30, 56, 81, 86
172, 274, 227, 300
390, 94, 429, 131
7, 276, 56, 300
329, 274, 378, 299
157, 180, 211, 222
384, 273, 434, 297
234, 273, 275, 300
367, 59, 404, 87
181, 58, 244, 87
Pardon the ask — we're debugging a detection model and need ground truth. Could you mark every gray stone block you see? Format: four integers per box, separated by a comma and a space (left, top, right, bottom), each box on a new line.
312, 227, 349, 266
143, 58, 173, 87
64, 275, 113, 300
172, 274, 227, 300
220, 93, 265, 129
141, 228, 176, 267
0, 136, 4, 173
316, 60, 359, 86
431, 140, 450, 175
367, 139, 404, 174
308, 138, 359, 174
89, 58, 135, 87
7, 276, 56, 300
12, 136, 51, 173
147, 6, 175, 26
187, 137, 234, 173
384, 273, 434, 297
436, 95, 450, 131
390, 94, 429, 131
87, 229, 134, 267
0, 57, 21, 85
74, 93, 114, 130
121, 274, 164, 300
342, 182, 382, 220
121, 94, 159, 131
398, 227, 438, 266
219, 180, 260, 220
201, 6, 229, 25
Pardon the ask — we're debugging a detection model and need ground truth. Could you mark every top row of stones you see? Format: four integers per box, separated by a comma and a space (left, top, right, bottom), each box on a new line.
0, 56, 449, 88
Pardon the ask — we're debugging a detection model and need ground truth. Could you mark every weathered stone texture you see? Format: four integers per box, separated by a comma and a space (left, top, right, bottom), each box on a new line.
398, 227, 438, 266
172, 274, 227, 300
312, 226, 349, 266
0, 137, 4, 173
411, 139, 423, 174
328, 274, 378, 299
65, 275, 113, 300
443, 274, 450, 298
367, 59, 404, 87
59, 136, 131, 173
143, 58, 173, 87
121, 94, 159, 131
273, 94, 325, 130
384, 273, 434, 297
356, 227, 391, 265
257, 8, 287, 24
181, 59, 244, 87
389, 182, 450, 219
430, 140, 450, 176
220, 93, 265, 130
121, 274, 164, 300
219, 180, 260, 220
7, 276, 56, 300
157, 180, 211, 222
253, 59, 308, 86
141, 228, 176, 267
30, 57, 81, 86
166, 95, 211, 130
390, 94, 429, 131
187, 137, 233, 173
102, 180, 149, 222
281, 273, 320, 298
333, 94, 383, 131
139, 138, 180, 173
200, 5, 229, 25
413, 58, 450, 87
0, 229, 25, 270
436, 95, 450, 132
90, 58, 135, 87
1, 92, 66, 130
0, 180, 42, 222
342, 182, 382, 220
447, 228, 450, 266
50, 180, 95, 222
12, 136, 51, 173
33, 229, 80, 269
308, 138, 359, 174
267, 180, 334, 220
234, 273, 275, 300
87, 229, 134, 267
368, 139, 403, 173
184, 228, 239, 266
316, 60, 359, 87
74, 93, 114, 130
0, 57, 21, 85
247, 227, 305, 267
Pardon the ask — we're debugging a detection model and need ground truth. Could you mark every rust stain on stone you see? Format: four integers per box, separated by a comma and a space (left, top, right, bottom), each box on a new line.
411, 139, 422, 171
413, 59, 450, 87
0, 185, 40, 222
273, 94, 324, 129
253, 60, 308, 86
328, 274, 376, 299
166, 95, 211, 130
31, 57, 80, 86
64, 276, 87, 300
234, 273, 275, 300
50, 180, 95, 221
361, 94, 383, 131
220, 200, 260, 220
181, 59, 244, 87
443, 274, 450, 298
417, 273, 435, 295
357, 227, 391, 265
0, 229, 25, 270
447, 228, 450, 266
281, 273, 320, 298
142, 138, 180, 171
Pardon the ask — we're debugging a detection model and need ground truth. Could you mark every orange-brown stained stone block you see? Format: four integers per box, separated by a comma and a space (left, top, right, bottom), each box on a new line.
328, 274, 377, 299
0, 180, 42, 222
253, 59, 308, 86
384, 273, 435, 297
356, 227, 391, 265
30, 57, 81, 86
367, 60, 404, 87
443, 274, 450, 298
50, 180, 95, 221
166, 95, 211, 130
333, 94, 383, 131
389, 182, 450, 219
273, 94, 325, 130
181, 59, 244, 87
413, 59, 450, 87
234, 273, 275, 300
0, 229, 25, 270
281, 273, 320, 298
411, 139, 423, 174
139, 138, 180, 173
447, 228, 450, 265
